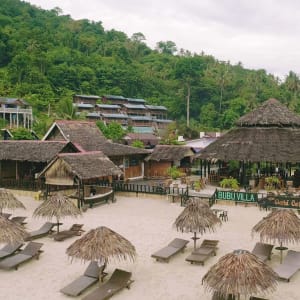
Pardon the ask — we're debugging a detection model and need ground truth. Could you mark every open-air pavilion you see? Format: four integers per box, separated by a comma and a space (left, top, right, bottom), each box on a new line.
195, 98, 300, 189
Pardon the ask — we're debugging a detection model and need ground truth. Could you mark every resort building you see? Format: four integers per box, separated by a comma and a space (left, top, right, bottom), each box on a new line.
0, 97, 33, 129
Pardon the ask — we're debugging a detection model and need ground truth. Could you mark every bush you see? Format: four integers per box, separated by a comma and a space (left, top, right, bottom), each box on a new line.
167, 166, 183, 180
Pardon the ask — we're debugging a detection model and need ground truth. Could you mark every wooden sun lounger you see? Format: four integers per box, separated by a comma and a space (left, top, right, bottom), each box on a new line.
10, 216, 27, 225
60, 261, 107, 297
249, 297, 269, 300
0, 242, 23, 260
212, 292, 235, 299
186, 239, 219, 265
25, 222, 57, 241
82, 269, 133, 300
151, 238, 189, 263
273, 250, 300, 282
0, 242, 43, 270
52, 224, 84, 241
251, 242, 274, 262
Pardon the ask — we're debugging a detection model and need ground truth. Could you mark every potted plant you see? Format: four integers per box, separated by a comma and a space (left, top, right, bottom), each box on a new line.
166, 166, 182, 180
264, 176, 280, 191
220, 177, 240, 191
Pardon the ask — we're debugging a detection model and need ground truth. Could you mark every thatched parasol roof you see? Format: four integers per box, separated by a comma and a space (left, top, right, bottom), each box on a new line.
196, 98, 300, 163
252, 209, 300, 263
66, 226, 136, 264
0, 140, 79, 162
33, 192, 81, 232
0, 215, 28, 244
202, 249, 278, 298
145, 145, 195, 162
252, 209, 300, 245
174, 198, 221, 250
0, 189, 25, 214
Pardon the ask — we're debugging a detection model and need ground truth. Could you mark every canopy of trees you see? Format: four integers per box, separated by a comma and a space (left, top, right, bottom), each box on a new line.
0, 0, 299, 137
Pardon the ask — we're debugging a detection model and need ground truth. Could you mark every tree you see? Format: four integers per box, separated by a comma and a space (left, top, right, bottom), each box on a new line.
11, 127, 34, 140
155, 41, 177, 55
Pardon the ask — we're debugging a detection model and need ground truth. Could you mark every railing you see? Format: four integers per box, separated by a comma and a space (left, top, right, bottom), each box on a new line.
0, 107, 32, 114
0, 179, 45, 191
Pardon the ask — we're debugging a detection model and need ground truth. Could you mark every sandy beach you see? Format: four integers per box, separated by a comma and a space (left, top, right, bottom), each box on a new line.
1, 187, 300, 300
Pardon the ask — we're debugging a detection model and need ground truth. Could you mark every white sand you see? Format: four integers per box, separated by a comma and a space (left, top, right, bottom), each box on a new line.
1, 188, 300, 300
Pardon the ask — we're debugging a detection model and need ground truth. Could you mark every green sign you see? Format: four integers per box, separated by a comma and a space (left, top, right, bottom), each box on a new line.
214, 189, 258, 203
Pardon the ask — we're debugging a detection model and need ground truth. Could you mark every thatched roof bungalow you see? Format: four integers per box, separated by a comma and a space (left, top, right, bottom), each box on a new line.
43, 120, 150, 180
0, 140, 79, 181
144, 145, 195, 178
39, 151, 122, 186
196, 98, 300, 185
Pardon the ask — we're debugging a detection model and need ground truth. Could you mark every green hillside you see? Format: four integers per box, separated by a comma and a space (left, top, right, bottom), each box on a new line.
0, 0, 299, 136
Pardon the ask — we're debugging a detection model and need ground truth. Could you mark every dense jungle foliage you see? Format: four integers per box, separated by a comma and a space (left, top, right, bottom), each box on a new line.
1, 0, 300, 136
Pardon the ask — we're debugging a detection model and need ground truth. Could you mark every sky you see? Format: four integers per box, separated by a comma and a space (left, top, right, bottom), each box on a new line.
25, 0, 300, 79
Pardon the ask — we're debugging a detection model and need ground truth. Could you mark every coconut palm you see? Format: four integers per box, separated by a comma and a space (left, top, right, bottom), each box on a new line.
174, 198, 221, 250
33, 192, 81, 232
0, 188, 25, 215
252, 209, 300, 263
0, 215, 28, 244
202, 249, 278, 300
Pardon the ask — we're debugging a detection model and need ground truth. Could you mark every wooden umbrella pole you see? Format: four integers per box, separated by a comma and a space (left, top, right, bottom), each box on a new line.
280, 241, 283, 264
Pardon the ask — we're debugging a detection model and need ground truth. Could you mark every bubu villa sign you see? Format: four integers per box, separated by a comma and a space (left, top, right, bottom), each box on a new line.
213, 189, 258, 203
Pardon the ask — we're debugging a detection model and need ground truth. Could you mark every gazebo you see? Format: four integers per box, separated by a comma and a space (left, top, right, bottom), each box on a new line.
38, 151, 122, 208
196, 98, 300, 187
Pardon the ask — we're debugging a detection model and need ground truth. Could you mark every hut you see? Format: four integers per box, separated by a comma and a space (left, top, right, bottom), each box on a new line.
38, 151, 122, 207
0, 140, 79, 183
42, 120, 150, 181
144, 145, 195, 178
196, 98, 300, 187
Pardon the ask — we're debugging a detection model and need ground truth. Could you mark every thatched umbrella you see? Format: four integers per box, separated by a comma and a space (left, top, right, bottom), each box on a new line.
0, 215, 28, 244
0, 188, 25, 215
252, 209, 300, 263
174, 198, 221, 250
33, 192, 82, 233
202, 249, 278, 300
66, 226, 136, 273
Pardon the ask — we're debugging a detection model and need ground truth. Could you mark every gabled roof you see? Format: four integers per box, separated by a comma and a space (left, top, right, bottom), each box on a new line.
0, 141, 79, 162
42, 120, 107, 151
0, 97, 29, 106
101, 113, 128, 119
40, 151, 122, 181
123, 104, 146, 109
145, 105, 167, 111
96, 104, 121, 109
73, 103, 94, 108
103, 95, 126, 100
127, 98, 146, 104
74, 95, 100, 99
43, 120, 149, 157
145, 145, 195, 161
125, 133, 159, 141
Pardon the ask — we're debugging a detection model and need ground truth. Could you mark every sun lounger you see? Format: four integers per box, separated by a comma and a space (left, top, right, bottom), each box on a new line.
251, 242, 274, 262
151, 238, 189, 262
186, 239, 219, 265
0, 242, 23, 259
212, 292, 235, 299
0, 242, 43, 270
10, 216, 27, 225
249, 297, 269, 300
52, 224, 84, 241
2, 213, 12, 219
273, 250, 300, 282
25, 222, 57, 241
60, 261, 107, 297
82, 268, 133, 300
